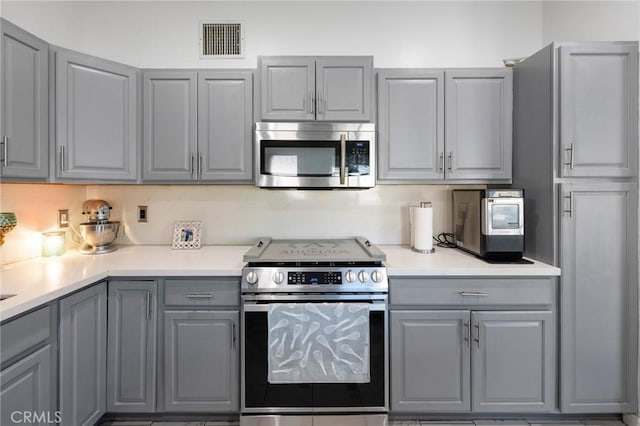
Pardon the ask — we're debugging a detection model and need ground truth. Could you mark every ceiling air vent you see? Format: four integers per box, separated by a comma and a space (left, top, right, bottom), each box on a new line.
200, 22, 244, 59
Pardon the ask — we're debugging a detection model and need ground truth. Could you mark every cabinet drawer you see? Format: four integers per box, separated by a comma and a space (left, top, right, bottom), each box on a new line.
390, 277, 555, 307
1, 305, 51, 364
164, 279, 239, 307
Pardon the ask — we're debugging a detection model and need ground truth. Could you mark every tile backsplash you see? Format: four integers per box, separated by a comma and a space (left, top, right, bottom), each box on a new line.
1, 183, 481, 265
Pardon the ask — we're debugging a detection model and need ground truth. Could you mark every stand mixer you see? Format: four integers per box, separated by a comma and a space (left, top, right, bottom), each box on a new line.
80, 199, 120, 254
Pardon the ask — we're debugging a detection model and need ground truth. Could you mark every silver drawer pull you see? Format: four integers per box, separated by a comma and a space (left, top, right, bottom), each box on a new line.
185, 293, 213, 299
459, 292, 489, 297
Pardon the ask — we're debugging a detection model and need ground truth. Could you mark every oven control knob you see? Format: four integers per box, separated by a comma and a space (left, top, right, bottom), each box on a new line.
272, 271, 285, 285
358, 270, 370, 283
371, 270, 384, 283
245, 271, 259, 285
345, 270, 357, 283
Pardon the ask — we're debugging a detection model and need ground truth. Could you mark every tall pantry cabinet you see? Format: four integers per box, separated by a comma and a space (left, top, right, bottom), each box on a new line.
512, 42, 638, 413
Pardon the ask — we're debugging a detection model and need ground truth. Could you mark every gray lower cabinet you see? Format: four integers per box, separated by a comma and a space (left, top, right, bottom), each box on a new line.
559, 43, 638, 178
0, 305, 57, 426
391, 310, 470, 412
377, 68, 511, 183
0, 19, 49, 180
560, 182, 638, 412
107, 281, 157, 412
391, 309, 554, 413
55, 48, 138, 181
0, 346, 54, 425
163, 310, 239, 412
259, 56, 372, 121
59, 282, 107, 426
142, 70, 253, 182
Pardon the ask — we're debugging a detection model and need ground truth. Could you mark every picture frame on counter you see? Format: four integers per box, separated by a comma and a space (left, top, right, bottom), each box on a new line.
172, 221, 202, 249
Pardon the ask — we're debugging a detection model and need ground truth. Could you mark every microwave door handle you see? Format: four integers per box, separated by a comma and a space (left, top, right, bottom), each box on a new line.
340, 134, 346, 185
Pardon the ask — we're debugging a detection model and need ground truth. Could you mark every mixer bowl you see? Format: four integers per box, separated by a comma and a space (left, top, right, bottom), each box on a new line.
80, 221, 120, 254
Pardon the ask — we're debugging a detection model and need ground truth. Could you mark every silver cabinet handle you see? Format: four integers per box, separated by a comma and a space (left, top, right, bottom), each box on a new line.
198, 153, 203, 179
185, 293, 213, 299
474, 322, 480, 347
463, 320, 470, 348
146, 291, 152, 320
563, 192, 573, 217
317, 93, 323, 114
309, 91, 314, 114
59, 146, 65, 172
439, 152, 444, 173
339, 134, 346, 185
447, 152, 453, 171
564, 143, 575, 170
459, 292, 489, 297
190, 153, 195, 177
1, 136, 7, 167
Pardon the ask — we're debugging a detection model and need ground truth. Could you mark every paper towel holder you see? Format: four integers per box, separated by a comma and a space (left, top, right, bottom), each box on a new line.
411, 201, 435, 254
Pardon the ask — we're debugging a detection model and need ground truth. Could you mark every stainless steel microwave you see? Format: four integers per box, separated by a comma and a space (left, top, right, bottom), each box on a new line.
254, 122, 376, 189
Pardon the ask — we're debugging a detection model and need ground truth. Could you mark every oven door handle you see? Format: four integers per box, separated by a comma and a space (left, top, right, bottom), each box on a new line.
242, 301, 387, 312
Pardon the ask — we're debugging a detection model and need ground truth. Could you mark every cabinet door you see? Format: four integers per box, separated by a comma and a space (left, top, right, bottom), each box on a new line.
377, 69, 444, 181
316, 57, 372, 122
390, 310, 470, 412
260, 57, 315, 121
560, 183, 638, 412
198, 71, 253, 182
164, 310, 238, 412
55, 48, 138, 181
0, 345, 54, 426
143, 71, 197, 182
559, 44, 638, 178
471, 310, 554, 412
445, 69, 512, 181
107, 281, 157, 412
0, 19, 48, 180
59, 282, 107, 426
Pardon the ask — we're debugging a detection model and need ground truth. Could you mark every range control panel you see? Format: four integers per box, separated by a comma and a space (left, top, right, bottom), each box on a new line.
241, 267, 388, 293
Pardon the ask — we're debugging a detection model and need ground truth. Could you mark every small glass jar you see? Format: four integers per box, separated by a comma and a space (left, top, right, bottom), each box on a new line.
42, 230, 66, 257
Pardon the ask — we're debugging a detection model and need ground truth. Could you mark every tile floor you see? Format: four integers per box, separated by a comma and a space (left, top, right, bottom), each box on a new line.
100, 421, 627, 426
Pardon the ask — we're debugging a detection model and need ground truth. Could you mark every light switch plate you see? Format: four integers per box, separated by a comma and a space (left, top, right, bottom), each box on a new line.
57, 209, 69, 228
138, 206, 148, 223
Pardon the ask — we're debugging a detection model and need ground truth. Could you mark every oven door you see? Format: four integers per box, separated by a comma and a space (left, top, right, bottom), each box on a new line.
241, 294, 388, 413
255, 128, 376, 189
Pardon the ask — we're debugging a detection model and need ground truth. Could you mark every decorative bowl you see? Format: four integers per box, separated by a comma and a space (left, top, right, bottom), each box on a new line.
0, 212, 17, 245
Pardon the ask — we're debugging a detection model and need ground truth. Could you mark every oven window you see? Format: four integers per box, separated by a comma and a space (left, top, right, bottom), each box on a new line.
244, 311, 385, 408
261, 141, 339, 177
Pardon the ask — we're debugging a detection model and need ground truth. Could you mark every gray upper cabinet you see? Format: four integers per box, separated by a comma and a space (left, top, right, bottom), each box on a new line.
142, 69, 253, 183
59, 282, 107, 426
559, 44, 638, 178
471, 310, 554, 412
390, 310, 470, 412
55, 48, 138, 181
445, 69, 512, 181
107, 281, 157, 413
143, 71, 197, 181
164, 310, 239, 412
377, 70, 444, 181
259, 56, 372, 122
560, 183, 638, 412
198, 71, 253, 182
0, 19, 49, 180
377, 68, 511, 183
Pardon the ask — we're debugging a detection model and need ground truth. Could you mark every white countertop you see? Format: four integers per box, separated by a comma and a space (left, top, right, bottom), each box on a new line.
0, 244, 560, 322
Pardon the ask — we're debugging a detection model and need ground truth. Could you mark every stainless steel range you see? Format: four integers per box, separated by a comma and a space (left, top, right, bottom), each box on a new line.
240, 237, 389, 426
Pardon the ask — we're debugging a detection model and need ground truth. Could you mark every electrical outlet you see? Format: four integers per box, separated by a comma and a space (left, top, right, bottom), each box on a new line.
138, 206, 148, 223
57, 209, 69, 228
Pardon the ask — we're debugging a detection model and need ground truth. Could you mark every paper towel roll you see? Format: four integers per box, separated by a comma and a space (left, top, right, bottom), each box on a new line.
411, 204, 434, 253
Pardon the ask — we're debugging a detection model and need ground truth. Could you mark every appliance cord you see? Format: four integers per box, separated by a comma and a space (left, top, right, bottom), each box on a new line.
433, 232, 457, 248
